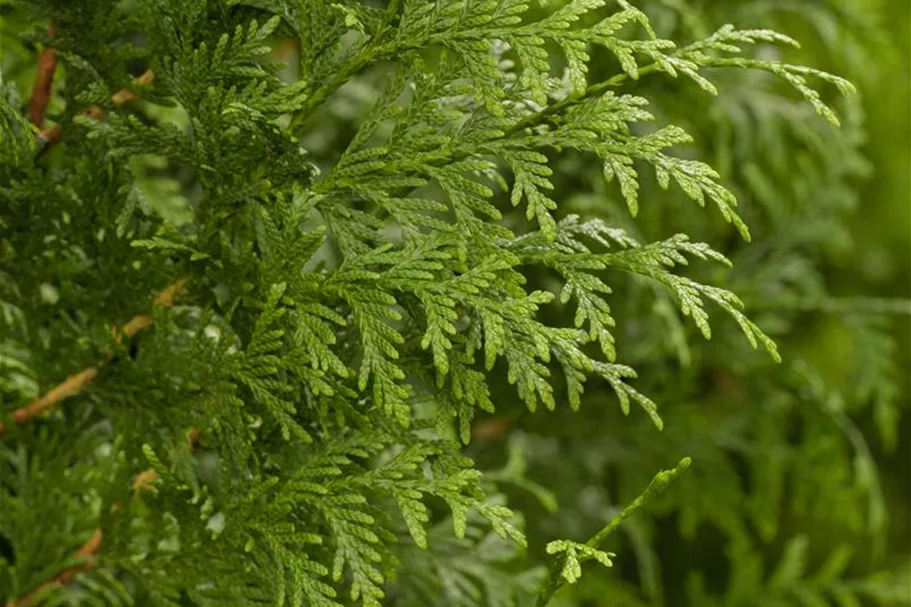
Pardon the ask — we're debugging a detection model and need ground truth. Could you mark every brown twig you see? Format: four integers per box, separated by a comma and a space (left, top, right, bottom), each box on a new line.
5, 529, 103, 607
110, 69, 155, 106
27, 25, 57, 128
0, 277, 189, 436
130, 426, 200, 493
1, 368, 100, 433
37, 69, 155, 151
115, 275, 187, 343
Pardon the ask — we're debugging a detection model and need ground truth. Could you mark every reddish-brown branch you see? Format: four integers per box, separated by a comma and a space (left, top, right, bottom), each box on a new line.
0, 277, 189, 436
5, 529, 103, 607
27, 25, 57, 127
110, 69, 154, 107
3, 368, 100, 431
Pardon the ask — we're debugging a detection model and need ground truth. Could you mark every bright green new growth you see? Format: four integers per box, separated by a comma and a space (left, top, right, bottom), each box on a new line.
536, 457, 691, 605
0, 0, 871, 605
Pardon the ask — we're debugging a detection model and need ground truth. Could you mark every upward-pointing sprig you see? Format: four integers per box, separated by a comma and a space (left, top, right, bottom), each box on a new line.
535, 457, 692, 606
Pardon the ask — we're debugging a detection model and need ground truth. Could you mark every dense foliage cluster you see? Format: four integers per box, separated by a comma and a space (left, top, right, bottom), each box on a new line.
1, 0, 908, 605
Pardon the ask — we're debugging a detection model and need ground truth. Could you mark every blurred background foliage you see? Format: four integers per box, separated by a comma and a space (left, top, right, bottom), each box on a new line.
1, 0, 908, 605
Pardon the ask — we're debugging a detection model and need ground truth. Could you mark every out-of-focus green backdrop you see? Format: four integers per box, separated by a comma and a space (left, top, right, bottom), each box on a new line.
827, 0, 910, 564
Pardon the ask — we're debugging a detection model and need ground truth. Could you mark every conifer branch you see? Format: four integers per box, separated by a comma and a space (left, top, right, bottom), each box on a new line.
289, 52, 374, 131
5, 529, 103, 607
510, 65, 658, 136
0, 276, 187, 436
1, 2, 900, 604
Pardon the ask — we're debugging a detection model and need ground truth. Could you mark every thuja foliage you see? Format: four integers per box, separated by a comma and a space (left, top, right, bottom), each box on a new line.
0, 0, 908, 605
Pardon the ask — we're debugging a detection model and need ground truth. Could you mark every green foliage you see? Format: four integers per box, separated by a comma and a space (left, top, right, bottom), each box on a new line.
1, 0, 908, 605
0, 83, 34, 164
687, 537, 911, 607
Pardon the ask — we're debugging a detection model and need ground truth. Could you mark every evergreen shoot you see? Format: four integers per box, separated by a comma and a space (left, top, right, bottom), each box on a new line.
1, 0, 908, 605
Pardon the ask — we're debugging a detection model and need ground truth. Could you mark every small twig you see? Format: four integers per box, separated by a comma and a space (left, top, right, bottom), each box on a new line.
0, 277, 189, 436
37, 69, 155, 153
27, 25, 57, 128
110, 69, 155, 107
131, 427, 200, 493
114, 274, 186, 343
5, 529, 103, 607
1, 368, 100, 433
